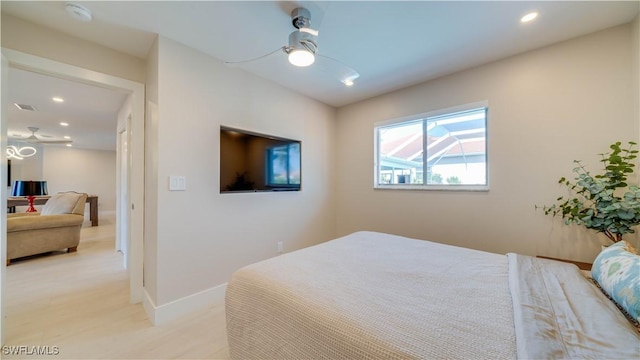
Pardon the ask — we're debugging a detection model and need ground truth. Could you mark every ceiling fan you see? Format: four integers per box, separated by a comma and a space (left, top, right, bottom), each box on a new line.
225, 7, 360, 86
17, 127, 72, 144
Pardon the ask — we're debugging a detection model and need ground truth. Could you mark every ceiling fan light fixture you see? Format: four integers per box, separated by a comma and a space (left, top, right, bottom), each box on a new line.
288, 49, 315, 67
224, 6, 360, 85
287, 30, 317, 67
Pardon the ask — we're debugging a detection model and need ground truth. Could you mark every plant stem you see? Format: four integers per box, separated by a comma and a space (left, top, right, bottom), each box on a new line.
603, 230, 620, 243
604, 230, 614, 243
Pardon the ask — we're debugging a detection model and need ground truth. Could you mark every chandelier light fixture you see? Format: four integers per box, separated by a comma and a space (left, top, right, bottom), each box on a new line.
7, 145, 37, 160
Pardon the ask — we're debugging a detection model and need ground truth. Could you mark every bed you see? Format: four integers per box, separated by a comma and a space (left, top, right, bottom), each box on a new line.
225, 231, 640, 359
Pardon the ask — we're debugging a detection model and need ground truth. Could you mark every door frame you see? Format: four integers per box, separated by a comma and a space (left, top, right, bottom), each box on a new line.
1, 52, 9, 345
116, 114, 131, 268
1, 49, 145, 304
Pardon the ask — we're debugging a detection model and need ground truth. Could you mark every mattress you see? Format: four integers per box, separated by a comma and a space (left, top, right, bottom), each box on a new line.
225, 231, 639, 359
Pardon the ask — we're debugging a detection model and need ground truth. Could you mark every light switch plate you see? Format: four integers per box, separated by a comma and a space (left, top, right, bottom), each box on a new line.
169, 176, 186, 191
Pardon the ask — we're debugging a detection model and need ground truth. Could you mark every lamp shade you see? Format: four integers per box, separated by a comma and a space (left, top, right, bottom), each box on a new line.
11, 180, 48, 197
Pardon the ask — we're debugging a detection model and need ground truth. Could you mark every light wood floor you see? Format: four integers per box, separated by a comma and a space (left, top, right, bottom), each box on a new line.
4, 214, 230, 359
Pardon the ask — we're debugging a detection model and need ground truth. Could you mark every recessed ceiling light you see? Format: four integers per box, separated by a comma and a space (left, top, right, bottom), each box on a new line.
521, 12, 538, 23
63, 136, 71, 139
52, 97, 64, 103
60, 122, 69, 127
66, 144, 73, 147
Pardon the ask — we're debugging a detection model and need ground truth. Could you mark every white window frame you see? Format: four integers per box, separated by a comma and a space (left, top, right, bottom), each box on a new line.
266, 142, 301, 187
374, 101, 489, 191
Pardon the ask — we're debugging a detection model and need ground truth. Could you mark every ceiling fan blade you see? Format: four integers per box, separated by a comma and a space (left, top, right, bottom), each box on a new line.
35, 140, 73, 144
23, 136, 40, 144
15, 127, 72, 144
223, 47, 285, 66
24, 138, 72, 144
316, 54, 360, 85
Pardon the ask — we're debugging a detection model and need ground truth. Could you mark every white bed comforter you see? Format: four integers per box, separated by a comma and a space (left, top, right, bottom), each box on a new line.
226, 231, 640, 359
509, 253, 640, 359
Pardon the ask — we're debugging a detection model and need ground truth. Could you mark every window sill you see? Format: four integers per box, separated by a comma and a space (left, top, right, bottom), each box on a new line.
374, 184, 489, 192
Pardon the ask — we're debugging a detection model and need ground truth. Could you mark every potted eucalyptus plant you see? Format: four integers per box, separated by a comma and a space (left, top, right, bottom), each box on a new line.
538, 141, 640, 243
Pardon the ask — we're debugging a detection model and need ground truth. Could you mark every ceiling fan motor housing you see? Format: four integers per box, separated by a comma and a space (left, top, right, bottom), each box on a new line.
289, 30, 317, 54
291, 7, 311, 29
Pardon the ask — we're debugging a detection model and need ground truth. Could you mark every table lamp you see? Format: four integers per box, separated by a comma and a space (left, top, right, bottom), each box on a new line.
11, 180, 48, 212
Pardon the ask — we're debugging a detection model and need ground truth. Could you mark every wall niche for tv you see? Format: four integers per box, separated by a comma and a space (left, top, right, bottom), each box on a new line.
220, 126, 301, 193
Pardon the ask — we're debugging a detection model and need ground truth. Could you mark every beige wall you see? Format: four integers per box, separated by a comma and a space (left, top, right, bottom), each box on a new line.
335, 24, 638, 263
2, 15, 139, 215
42, 147, 116, 211
634, 15, 640, 143
8, 145, 115, 212
144, 37, 160, 305
8, 143, 43, 183
1, 14, 145, 83
145, 36, 337, 306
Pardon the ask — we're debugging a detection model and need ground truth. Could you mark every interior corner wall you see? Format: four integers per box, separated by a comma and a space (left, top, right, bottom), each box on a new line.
0, 14, 145, 83
144, 36, 160, 308
633, 15, 640, 146
42, 147, 117, 212
335, 23, 638, 263
152, 36, 336, 308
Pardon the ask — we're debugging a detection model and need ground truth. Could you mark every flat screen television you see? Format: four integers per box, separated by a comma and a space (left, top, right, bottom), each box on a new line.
220, 126, 301, 193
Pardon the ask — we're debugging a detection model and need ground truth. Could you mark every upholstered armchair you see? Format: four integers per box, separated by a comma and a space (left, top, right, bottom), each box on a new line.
6, 192, 88, 265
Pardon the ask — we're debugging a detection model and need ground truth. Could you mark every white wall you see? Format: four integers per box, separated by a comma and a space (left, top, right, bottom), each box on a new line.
144, 37, 160, 306
42, 147, 117, 211
1, 14, 145, 83
7, 143, 43, 183
335, 24, 638, 263
146, 36, 337, 308
2, 15, 141, 215
634, 15, 640, 142
8, 145, 116, 213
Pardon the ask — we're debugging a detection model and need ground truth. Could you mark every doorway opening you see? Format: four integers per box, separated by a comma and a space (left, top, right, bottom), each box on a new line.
1, 49, 145, 343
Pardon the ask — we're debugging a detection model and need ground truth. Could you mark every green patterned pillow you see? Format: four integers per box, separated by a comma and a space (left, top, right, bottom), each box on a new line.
591, 241, 640, 323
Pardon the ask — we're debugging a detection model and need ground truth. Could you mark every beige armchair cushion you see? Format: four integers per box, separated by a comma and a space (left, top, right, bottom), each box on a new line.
41, 192, 87, 216
7, 213, 84, 232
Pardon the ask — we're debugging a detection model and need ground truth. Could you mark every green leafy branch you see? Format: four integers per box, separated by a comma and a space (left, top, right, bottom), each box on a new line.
537, 141, 640, 243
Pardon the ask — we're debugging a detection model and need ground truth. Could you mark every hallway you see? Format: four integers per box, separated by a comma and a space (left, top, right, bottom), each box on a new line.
4, 215, 229, 359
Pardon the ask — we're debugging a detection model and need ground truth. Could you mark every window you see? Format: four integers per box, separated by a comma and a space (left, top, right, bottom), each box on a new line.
375, 102, 488, 190
267, 143, 301, 187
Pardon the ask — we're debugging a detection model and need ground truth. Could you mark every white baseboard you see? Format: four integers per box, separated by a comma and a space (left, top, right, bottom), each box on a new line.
143, 283, 227, 326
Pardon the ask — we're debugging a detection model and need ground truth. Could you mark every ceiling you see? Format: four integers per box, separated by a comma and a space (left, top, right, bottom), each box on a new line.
2, 1, 638, 151
7, 68, 127, 151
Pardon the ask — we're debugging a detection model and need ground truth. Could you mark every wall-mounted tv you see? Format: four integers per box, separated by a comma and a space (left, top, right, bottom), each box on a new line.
220, 126, 301, 193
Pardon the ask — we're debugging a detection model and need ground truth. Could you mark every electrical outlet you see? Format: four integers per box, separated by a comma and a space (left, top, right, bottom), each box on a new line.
277, 241, 283, 253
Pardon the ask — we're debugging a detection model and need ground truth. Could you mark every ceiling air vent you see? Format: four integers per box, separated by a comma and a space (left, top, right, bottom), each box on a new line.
14, 103, 37, 111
